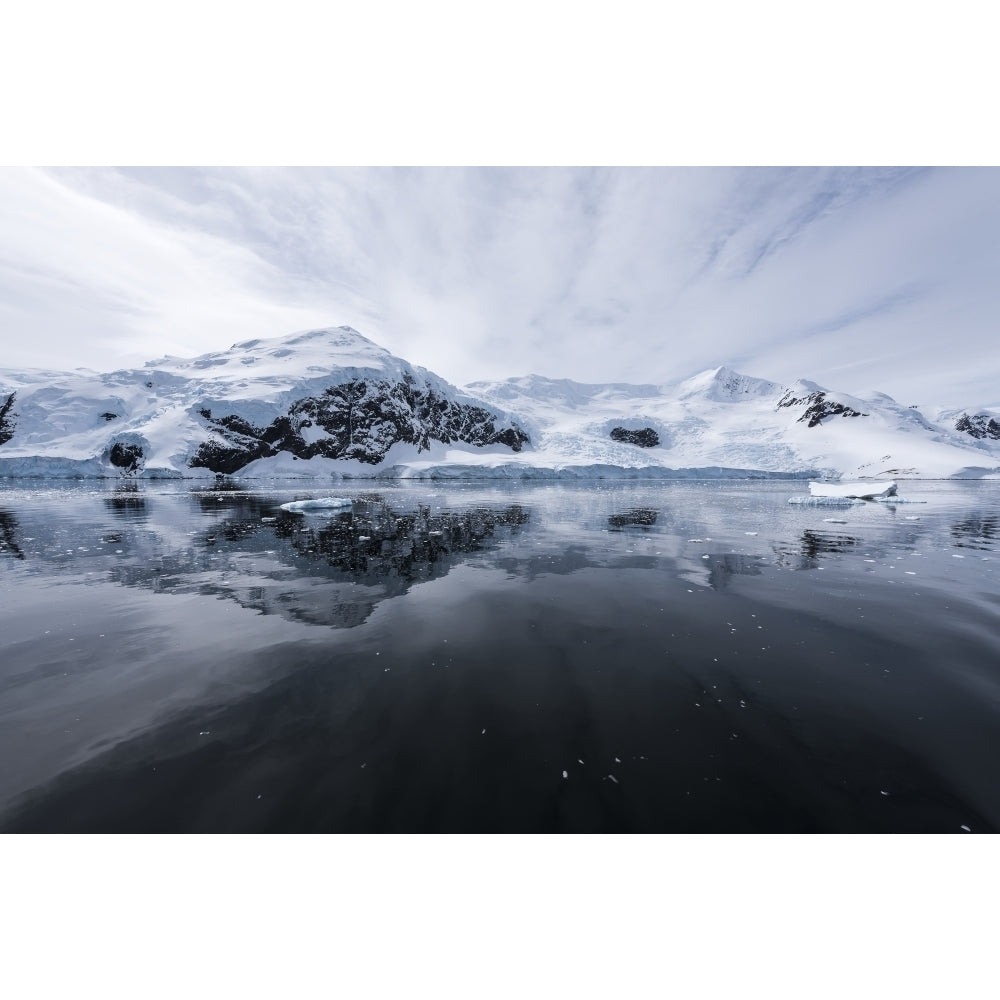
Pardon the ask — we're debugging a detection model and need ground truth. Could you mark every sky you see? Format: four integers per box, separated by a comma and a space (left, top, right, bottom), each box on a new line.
1, 165, 998, 410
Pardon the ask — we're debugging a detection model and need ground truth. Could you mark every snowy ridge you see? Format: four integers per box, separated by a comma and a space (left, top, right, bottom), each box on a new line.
1, 325, 999, 479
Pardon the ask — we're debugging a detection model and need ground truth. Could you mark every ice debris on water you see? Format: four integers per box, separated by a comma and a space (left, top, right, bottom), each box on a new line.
607, 775, 619, 784
823, 518, 847, 524
961, 825, 971, 832
788, 496, 865, 507
280, 497, 352, 513
562, 771, 568, 779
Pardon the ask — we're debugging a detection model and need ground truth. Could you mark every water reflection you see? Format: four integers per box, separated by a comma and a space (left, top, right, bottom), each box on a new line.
0, 508, 25, 560
608, 508, 658, 530
108, 496, 532, 629
3, 479, 1000, 832
951, 513, 998, 551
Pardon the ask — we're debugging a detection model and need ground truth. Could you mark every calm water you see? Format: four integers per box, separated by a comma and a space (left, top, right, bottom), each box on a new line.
1, 478, 998, 832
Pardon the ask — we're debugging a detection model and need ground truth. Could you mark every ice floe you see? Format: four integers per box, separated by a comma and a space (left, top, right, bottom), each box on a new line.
809, 480, 897, 499
279, 497, 352, 512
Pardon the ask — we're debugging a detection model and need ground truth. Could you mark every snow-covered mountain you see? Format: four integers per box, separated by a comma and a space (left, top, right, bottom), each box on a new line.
1, 327, 998, 479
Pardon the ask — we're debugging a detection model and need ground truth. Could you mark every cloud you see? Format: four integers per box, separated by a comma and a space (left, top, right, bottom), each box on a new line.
0, 166, 997, 407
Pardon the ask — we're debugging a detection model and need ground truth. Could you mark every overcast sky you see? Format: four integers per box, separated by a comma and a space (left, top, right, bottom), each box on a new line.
1, 165, 997, 408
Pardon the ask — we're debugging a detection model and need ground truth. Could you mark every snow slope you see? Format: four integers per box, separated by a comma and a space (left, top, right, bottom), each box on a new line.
466, 366, 1000, 480
1, 329, 998, 480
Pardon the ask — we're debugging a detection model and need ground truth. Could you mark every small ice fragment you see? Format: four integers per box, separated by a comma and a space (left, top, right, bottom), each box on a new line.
562, 770, 568, 779
257, 794, 262, 799
261, 516, 276, 523
905, 515, 920, 520
823, 518, 847, 524
578, 759, 584, 764
358, 535, 370, 542
481, 729, 486, 735
905, 571, 916, 575
614, 757, 621, 763
880, 790, 889, 796
608, 775, 619, 784
702, 554, 710, 560
961, 825, 971, 832
199, 731, 210, 736
952, 554, 965, 559
744, 531, 758, 536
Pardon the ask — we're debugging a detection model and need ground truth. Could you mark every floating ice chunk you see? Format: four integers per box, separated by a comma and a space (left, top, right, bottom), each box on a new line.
608, 775, 619, 784
280, 497, 352, 512
562, 770, 568, 779
788, 496, 865, 506
961, 825, 971, 832
744, 531, 758, 536
261, 516, 276, 523
905, 515, 920, 520
823, 518, 847, 524
809, 481, 897, 499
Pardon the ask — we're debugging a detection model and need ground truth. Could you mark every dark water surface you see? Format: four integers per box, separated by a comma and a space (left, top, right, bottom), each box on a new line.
1, 479, 998, 832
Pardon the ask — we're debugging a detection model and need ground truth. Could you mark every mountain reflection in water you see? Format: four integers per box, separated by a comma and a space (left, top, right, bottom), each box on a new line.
1, 479, 999, 832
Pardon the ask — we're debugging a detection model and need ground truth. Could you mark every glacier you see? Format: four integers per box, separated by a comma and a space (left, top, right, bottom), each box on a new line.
1, 326, 999, 480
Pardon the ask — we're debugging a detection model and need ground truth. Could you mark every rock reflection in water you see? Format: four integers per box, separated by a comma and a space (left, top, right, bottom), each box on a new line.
607, 508, 658, 530
113, 495, 531, 629
951, 513, 998, 551
103, 484, 148, 521
0, 508, 25, 560
772, 529, 864, 570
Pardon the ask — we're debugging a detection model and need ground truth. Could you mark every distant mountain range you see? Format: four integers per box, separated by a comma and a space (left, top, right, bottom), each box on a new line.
1, 326, 998, 480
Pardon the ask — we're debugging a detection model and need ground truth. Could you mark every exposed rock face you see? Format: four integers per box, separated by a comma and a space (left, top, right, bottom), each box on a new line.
955, 413, 1000, 440
189, 377, 529, 474
109, 442, 144, 473
778, 390, 867, 427
0, 392, 16, 446
610, 426, 659, 447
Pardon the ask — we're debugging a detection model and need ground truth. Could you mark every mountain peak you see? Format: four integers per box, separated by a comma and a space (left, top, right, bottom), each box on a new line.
679, 366, 782, 401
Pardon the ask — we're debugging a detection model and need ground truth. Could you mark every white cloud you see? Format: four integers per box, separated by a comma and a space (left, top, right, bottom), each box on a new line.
0, 166, 997, 408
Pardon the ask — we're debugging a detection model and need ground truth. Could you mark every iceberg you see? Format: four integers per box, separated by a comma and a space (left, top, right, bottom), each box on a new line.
279, 497, 352, 513
808, 481, 897, 499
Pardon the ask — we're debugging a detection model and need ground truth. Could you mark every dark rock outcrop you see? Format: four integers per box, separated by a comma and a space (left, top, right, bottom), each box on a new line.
190, 377, 529, 474
0, 392, 16, 446
610, 426, 659, 447
109, 442, 144, 472
955, 413, 1000, 441
778, 390, 867, 427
